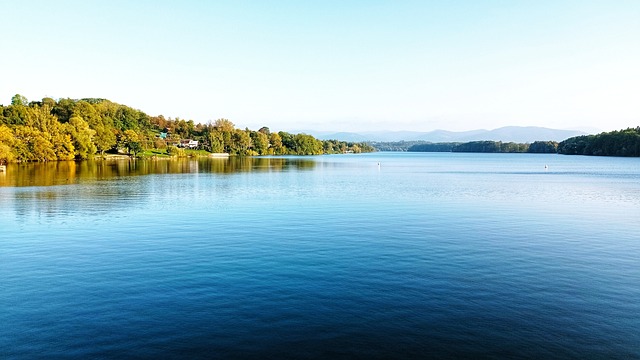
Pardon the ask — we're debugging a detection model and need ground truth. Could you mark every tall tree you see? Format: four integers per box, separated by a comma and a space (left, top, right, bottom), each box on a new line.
0, 125, 16, 164
232, 129, 252, 155
52, 98, 76, 123
214, 119, 236, 153
269, 132, 284, 155
120, 129, 141, 155
11, 94, 28, 106
293, 134, 323, 155
208, 130, 224, 153
93, 125, 116, 155
251, 130, 269, 155
13, 126, 56, 161
65, 116, 97, 159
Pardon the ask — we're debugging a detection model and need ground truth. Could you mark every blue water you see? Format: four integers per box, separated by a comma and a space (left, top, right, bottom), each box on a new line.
1, 153, 639, 359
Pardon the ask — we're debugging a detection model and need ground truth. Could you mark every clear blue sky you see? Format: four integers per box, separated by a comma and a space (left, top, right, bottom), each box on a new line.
2, 0, 638, 133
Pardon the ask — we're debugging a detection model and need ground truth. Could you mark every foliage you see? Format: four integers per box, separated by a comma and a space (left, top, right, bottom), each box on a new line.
269, 132, 285, 155
407, 142, 457, 152
0, 125, 17, 164
528, 141, 559, 153
370, 141, 427, 152
129, 142, 143, 156
408, 141, 558, 154
67, 116, 97, 159
166, 145, 186, 157
11, 94, 28, 106
0, 94, 374, 162
293, 134, 323, 155
407, 130, 640, 157
558, 128, 640, 156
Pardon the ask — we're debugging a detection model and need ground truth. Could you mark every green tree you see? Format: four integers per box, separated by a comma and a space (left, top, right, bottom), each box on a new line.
120, 129, 141, 155
208, 130, 224, 153
528, 141, 558, 153
114, 106, 148, 130
65, 116, 97, 159
278, 131, 295, 153
11, 94, 28, 106
293, 134, 323, 155
214, 119, 236, 153
51, 132, 75, 161
214, 118, 235, 132
73, 101, 101, 128
13, 126, 56, 162
93, 125, 116, 155
128, 141, 143, 156
269, 132, 284, 155
232, 129, 252, 155
174, 118, 190, 138
250, 130, 269, 155
166, 145, 186, 157
52, 98, 76, 123
0, 125, 16, 164
2, 101, 29, 125
28, 104, 59, 134
42, 97, 56, 109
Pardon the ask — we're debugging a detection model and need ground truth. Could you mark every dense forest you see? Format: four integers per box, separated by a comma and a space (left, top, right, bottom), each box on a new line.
369, 141, 424, 152
558, 128, 640, 156
0, 94, 374, 163
408, 129, 640, 157
408, 141, 559, 153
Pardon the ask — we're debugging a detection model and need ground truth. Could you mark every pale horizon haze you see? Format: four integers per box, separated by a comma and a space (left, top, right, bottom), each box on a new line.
2, 0, 639, 134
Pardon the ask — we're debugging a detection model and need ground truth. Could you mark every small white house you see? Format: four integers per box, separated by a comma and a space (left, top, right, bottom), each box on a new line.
178, 139, 199, 149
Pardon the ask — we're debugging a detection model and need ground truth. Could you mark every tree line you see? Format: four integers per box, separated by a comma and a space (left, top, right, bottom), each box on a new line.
408, 141, 559, 153
369, 141, 425, 152
557, 127, 640, 156
0, 94, 374, 163
406, 128, 640, 157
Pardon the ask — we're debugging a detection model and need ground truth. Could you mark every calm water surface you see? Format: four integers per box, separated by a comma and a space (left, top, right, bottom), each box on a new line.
1, 153, 639, 359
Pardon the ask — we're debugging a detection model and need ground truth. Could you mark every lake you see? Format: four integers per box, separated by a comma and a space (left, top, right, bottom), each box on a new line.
1, 153, 639, 359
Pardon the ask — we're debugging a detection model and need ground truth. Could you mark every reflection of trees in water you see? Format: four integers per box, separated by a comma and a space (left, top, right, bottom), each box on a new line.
0, 157, 319, 187
219, 157, 316, 173
0, 161, 78, 187
2, 157, 320, 220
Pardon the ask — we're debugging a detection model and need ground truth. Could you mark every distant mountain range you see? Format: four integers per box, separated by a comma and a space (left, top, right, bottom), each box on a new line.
309, 126, 589, 143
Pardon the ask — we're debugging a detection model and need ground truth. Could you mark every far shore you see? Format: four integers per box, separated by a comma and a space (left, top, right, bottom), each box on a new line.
99, 152, 230, 161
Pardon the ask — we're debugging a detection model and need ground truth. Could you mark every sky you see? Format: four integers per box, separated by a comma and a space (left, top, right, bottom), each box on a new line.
1, 0, 639, 133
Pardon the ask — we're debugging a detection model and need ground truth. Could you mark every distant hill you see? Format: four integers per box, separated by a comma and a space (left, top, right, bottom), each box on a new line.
312, 126, 587, 143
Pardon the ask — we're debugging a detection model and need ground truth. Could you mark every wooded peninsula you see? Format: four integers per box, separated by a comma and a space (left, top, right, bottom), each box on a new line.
405, 128, 640, 156
0, 94, 374, 164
